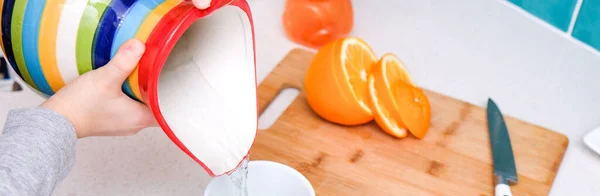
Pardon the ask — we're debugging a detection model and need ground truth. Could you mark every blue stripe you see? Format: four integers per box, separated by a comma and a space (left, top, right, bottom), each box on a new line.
92, 0, 137, 70
111, 0, 163, 57
22, 0, 53, 95
1, 0, 21, 78
112, 0, 164, 100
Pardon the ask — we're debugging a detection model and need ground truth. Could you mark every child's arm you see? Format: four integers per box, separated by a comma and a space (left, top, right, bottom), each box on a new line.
0, 108, 76, 196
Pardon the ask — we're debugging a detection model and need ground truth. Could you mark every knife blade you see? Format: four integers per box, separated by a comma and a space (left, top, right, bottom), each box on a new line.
487, 98, 518, 196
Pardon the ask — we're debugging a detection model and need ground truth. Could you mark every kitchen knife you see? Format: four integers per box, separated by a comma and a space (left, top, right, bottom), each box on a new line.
486, 98, 518, 196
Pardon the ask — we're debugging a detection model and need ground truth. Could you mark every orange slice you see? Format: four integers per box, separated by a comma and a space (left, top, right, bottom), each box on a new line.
367, 75, 407, 138
394, 80, 431, 139
367, 53, 414, 138
304, 37, 377, 125
378, 53, 415, 87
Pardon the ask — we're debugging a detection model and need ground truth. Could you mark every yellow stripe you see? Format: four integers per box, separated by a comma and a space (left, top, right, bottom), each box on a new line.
38, 0, 67, 92
0, 0, 6, 58
129, 0, 182, 100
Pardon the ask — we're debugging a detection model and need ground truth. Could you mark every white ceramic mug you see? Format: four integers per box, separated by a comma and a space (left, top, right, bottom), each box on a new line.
204, 160, 315, 196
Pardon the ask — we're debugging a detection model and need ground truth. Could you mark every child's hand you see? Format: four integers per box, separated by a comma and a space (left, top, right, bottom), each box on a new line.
41, 39, 156, 138
40, 0, 214, 138
192, 0, 212, 9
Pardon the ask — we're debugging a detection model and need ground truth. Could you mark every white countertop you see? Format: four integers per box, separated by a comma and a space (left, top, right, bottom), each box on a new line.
2, 0, 600, 195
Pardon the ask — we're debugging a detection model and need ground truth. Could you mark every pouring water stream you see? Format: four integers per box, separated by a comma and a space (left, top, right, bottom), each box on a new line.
226, 155, 250, 196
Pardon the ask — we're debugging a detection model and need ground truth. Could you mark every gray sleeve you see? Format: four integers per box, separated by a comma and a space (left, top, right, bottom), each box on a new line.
0, 108, 77, 196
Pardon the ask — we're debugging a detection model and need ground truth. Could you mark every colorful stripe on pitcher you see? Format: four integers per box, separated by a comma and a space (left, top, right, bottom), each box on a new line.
38, 0, 67, 92
111, 0, 165, 100
0, 0, 6, 60
10, 0, 36, 88
0, 0, 189, 100
22, 0, 54, 95
75, 0, 109, 76
57, 0, 90, 84
92, 0, 138, 70
1, 0, 22, 80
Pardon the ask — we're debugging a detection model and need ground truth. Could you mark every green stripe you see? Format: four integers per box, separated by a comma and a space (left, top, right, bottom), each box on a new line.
76, 0, 112, 74
10, 0, 35, 87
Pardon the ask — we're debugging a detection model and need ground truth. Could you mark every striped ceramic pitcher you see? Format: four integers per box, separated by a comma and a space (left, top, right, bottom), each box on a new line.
1, 0, 258, 177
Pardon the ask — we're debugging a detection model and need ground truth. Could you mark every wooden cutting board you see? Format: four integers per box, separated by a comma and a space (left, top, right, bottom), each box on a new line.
249, 49, 568, 196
